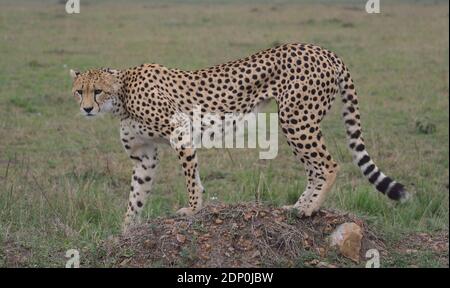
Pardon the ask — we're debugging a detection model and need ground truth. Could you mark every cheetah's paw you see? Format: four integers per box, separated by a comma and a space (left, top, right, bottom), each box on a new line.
297, 200, 321, 217
282, 201, 318, 218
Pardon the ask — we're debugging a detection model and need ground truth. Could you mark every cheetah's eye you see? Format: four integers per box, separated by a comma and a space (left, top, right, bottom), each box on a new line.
94, 89, 103, 95
76, 90, 83, 95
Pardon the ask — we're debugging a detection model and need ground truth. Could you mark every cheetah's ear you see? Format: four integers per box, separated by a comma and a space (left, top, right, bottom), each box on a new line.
104, 73, 122, 95
70, 69, 80, 80
104, 68, 119, 75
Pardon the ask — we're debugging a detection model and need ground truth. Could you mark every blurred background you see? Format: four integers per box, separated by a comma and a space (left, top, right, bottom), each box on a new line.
0, 0, 448, 267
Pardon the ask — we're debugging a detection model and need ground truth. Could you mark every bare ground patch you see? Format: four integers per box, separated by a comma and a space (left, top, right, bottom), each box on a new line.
1, 240, 33, 267
388, 231, 449, 267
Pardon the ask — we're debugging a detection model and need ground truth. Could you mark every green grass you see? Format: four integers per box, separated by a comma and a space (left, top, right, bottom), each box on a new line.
0, 0, 448, 267
384, 249, 449, 268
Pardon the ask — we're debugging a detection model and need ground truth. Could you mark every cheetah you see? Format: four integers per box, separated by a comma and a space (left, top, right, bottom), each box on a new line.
69, 43, 410, 232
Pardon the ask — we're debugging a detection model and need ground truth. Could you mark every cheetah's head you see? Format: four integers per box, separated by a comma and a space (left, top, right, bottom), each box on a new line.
70, 69, 121, 117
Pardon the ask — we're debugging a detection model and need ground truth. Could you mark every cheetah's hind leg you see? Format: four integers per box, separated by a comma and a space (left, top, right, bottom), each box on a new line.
280, 121, 339, 217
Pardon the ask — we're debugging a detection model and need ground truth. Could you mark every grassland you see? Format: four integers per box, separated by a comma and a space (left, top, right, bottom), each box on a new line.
0, 0, 448, 267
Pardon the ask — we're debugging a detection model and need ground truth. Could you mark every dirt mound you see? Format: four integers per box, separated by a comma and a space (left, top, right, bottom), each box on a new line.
102, 203, 384, 267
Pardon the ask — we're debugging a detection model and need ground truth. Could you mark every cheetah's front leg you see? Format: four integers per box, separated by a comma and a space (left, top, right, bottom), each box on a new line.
121, 134, 159, 233
174, 146, 204, 216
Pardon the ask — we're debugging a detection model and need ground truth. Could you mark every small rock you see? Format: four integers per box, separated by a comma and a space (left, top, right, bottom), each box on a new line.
303, 239, 311, 249
215, 218, 223, 224
120, 258, 130, 266
164, 219, 175, 225
317, 261, 337, 268
317, 247, 326, 258
200, 233, 211, 240
244, 212, 253, 221
406, 249, 418, 254
203, 243, 211, 251
274, 216, 285, 223
251, 250, 261, 258
330, 222, 363, 263
176, 234, 186, 244
306, 259, 320, 266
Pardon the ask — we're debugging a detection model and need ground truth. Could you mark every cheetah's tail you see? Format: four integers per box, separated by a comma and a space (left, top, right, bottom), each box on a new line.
337, 62, 410, 202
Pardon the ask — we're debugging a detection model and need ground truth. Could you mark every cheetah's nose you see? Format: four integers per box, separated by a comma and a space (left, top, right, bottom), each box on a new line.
83, 107, 93, 113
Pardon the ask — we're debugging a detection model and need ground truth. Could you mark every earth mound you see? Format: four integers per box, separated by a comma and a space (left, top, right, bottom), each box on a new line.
101, 203, 384, 267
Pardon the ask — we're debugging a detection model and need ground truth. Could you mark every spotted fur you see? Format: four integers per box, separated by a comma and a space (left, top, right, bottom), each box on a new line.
70, 43, 409, 232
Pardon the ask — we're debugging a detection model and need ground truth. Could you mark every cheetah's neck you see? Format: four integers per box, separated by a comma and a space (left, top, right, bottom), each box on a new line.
101, 68, 129, 119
